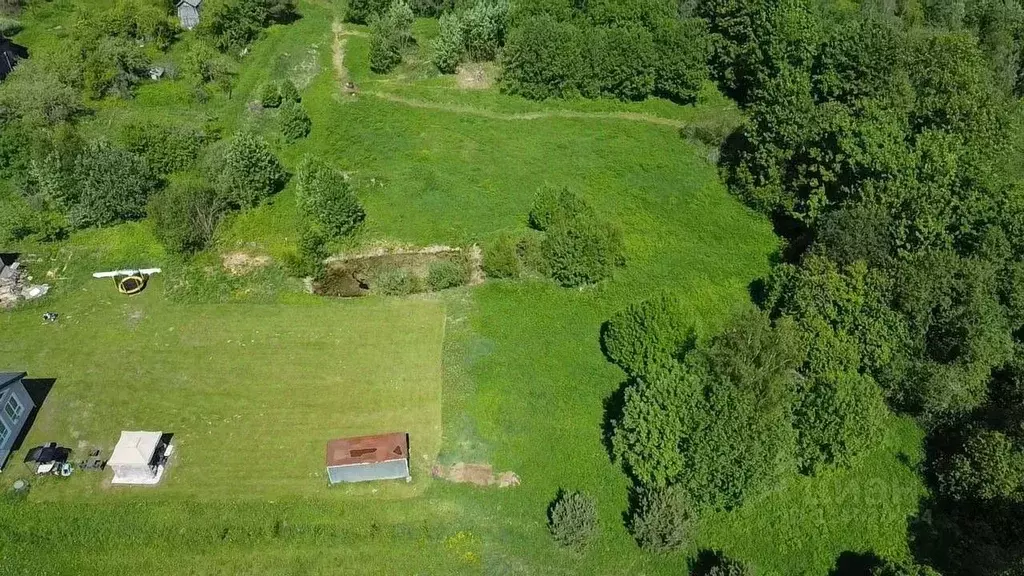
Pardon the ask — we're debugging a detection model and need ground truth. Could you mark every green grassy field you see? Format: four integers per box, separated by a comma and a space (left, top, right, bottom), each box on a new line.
0, 280, 445, 500
0, 2, 929, 574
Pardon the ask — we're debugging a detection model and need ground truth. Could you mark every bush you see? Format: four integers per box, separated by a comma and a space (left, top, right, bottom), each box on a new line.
295, 155, 365, 239
461, 0, 508, 61
0, 18, 23, 36
548, 490, 599, 551
149, 178, 225, 255
82, 37, 151, 99
651, 17, 710, 103
200, 0, 295, 53
347, 0, 390, 24
259, 81, 282, 107
375, 266, 419, 295
432, 12, 464, 74
409, 0, 452, 16
529, 185, 592, 231
27, 139, 159, 230
793, 368, 889, 474
279, 100, 311, 142
119, 122, 205, 176
629, 486, 692, 553
542, 215, 624, 286
483, 234, 522, 278
279, 78, 300, 103
613, 311, 804, 509
221, 132, 287, 208
696, 551, 755, 576
586, 24, 656, 100
603, 293, 689, 379
500, 15, 587, 99
0, 193, 38, 245
369, 1, 413, 74
427, 259, 469, 291
0, 61, 85, 125
294, 224, 328, 279
938, 429, 1024, 501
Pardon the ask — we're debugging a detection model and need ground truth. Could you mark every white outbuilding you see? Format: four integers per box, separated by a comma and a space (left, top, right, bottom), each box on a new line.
108, 431, 168, 485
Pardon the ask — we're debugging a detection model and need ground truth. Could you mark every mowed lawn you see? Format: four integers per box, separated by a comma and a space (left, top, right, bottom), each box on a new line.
0, 280, 445, 500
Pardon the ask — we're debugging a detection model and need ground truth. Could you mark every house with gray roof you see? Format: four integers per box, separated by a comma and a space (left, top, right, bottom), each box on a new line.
0, 372, 35, 469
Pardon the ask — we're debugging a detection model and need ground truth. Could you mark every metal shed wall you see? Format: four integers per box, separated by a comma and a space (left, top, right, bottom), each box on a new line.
178, 5, 199, 30
327, 459, 409, 484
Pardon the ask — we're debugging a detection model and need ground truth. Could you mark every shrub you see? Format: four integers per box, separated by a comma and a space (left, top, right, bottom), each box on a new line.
279, 78, 301, 103
0, 18, 23, 36
221, 132, 287, 208
483, 233, 522, 278
295, 224, 328, 279
200, 0, 295, 53
279, 100, 311, 142
696, 551, 755, 576
793, 368, 889, 474
547, 490, 599, 551
369, 1, 413, 74
119, 122, 205, 175
461, 0, 508, 61
542, 215, 624, 286
432, 12, 464, 74
516, 232, 545, 273
629, 486, 692, 553
529, 185, 591, 231
295, 155, 365, 239
347, 0, 390, 24
409, 0, 452, 16
427, 259, 469, 291
82, 36, 151, 99
259, 81, 282, 107
651, 17, 710, 103
0, 193, 38, 245
0, 61, 85, 125
613, 311, 804, 509
28, 139, 159, 230
500, 15, 587, 99
938, 429, 1024, 501
587, 24, 656, 101
149, 178, 225, 255
375, 266, 419, 295
603, 293, 688, 379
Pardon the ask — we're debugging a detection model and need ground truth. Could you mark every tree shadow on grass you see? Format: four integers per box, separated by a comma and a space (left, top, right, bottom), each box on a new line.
827, 551, 883, 576
600, 378, 630, 464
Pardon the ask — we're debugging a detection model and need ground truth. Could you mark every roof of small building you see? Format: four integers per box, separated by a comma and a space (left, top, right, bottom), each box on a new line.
0, 372, 26, 391
177, 0, 202, 7
326, 432, 408, 467
108, 431, 163, 467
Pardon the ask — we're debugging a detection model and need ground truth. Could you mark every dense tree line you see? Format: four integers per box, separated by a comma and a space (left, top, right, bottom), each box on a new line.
602, 0, 1024, 571
499, 0, 710, 102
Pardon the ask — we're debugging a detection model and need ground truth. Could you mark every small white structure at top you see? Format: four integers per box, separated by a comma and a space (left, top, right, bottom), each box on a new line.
109, 431, 168, 485
176, 0, 202, 30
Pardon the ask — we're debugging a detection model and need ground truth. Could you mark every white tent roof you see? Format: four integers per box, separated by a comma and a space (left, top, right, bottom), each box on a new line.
108, 431, 162, 466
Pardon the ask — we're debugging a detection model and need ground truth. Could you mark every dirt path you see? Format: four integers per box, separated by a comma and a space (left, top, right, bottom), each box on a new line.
330, 20, 686, 129
331, 20, 349, 86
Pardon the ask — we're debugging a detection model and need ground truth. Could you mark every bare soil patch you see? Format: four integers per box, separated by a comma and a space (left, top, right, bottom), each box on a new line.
456, 63, 495, 90
431, 462, 520, 488
221, 253, 271, 276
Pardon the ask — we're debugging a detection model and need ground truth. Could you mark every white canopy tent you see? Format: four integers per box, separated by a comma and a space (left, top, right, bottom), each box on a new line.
109, 431, 165, 485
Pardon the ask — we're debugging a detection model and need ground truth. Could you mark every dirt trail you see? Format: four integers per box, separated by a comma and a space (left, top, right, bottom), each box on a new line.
330, 20, 687, 129
331, 21, 349, 86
